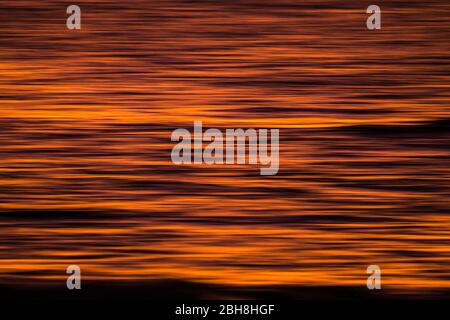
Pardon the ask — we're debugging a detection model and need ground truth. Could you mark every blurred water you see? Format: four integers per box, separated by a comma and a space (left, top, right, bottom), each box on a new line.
0, 0, 449, 296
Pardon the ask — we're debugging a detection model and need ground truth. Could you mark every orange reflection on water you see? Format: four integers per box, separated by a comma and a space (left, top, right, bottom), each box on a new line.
0, 0, 449, 297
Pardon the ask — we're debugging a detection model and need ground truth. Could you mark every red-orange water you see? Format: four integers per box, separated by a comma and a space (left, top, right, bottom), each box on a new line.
0, 0, 449, 297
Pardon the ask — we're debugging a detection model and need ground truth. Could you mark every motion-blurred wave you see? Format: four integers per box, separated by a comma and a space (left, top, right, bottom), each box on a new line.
0, 0, 449, 298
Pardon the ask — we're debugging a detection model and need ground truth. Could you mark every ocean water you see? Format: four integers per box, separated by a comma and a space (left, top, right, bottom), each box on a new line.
0, 0, 449, 298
